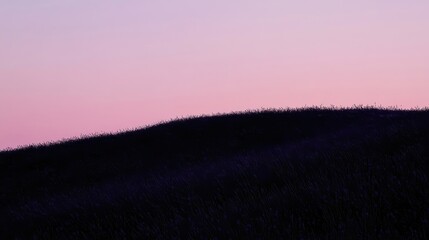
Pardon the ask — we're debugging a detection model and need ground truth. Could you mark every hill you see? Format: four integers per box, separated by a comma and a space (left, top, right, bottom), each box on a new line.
1, 108, 429, 239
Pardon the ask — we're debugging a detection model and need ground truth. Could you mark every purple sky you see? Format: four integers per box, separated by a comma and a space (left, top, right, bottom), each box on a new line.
1, 1, 428, 150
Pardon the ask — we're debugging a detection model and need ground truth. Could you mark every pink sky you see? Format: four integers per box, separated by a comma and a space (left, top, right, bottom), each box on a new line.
1, 0, 428, 150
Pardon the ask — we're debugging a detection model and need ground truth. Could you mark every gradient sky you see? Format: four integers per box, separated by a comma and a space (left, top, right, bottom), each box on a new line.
1, 0, 428, 150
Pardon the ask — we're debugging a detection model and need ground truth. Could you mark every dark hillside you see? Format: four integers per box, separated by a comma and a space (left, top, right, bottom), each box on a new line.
1, 108, 429, 239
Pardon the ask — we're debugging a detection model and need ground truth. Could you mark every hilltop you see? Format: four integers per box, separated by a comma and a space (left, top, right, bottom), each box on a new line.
1, 108, 429, 239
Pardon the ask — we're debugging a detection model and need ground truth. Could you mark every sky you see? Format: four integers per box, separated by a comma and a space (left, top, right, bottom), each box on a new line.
1, 0, 428, 150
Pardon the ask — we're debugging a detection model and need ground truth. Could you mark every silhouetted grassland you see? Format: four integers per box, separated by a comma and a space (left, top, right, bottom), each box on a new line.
1, 108, 429, 239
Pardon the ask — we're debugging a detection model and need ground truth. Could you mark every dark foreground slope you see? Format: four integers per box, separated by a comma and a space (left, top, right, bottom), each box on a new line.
1, 109, 429, 239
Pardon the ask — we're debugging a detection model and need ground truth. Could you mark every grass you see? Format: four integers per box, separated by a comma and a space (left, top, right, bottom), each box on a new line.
1, 107, 429, 239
